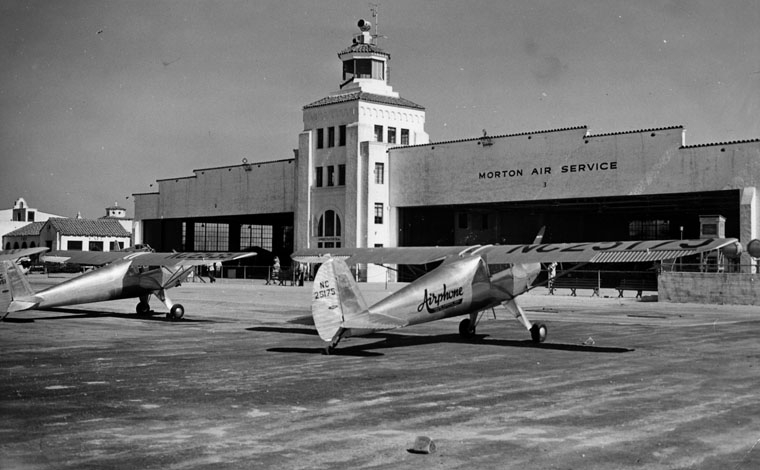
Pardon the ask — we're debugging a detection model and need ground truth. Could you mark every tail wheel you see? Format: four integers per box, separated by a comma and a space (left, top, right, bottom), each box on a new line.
167, 304, 185, 321
459, 318, 476, 339
530, 323, 548, 344
136, 302, 150, 316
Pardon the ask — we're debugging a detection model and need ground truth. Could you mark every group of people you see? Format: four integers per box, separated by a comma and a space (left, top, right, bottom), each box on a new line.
200, 257, 308, 285
268, 257, 307, 286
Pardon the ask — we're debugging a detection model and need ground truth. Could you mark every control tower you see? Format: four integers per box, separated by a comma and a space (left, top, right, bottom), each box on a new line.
295, 16, 429, 280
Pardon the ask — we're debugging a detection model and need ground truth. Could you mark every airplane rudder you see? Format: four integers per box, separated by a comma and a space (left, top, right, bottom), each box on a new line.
312, 259, 345, 342
1, 260, 36, 314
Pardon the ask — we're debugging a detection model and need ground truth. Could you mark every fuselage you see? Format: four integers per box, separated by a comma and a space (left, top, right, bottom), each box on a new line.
350, 255, 540, 334
19, 260, 172, 310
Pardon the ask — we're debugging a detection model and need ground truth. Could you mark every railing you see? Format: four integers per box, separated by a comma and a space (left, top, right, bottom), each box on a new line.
190, 265, 310, 286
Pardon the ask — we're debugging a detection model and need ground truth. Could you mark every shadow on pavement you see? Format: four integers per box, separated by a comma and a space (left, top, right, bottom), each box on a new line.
3, 307, 215, 323
265, 331, 634, 355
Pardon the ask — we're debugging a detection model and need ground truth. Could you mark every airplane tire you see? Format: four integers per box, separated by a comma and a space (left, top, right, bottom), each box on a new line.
168, 304, 185, 321
530, 323, 548, 344
136, 302, 150, 316
459, 318, 475, 338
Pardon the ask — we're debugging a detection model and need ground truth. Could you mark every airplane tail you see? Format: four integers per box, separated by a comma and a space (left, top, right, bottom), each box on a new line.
311, 257, 368, 342
1, 260, 37, 317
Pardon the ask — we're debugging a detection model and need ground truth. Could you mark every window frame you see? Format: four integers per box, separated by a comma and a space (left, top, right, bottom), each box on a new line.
317, 128, 324, 149
374, 162, 385, 184
388, 127, 396, 144
339, 125, 346, 146
316, 166, 323, 187
401, 128, 409, 145
374, 125, 383, 142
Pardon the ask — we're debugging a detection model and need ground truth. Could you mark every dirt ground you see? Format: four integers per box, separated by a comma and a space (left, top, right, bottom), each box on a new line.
1, 276, 759, 469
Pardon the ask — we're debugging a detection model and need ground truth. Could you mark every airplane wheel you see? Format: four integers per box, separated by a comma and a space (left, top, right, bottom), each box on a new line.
530, 323, 548, 344
136, 302, 150, 316
459, 318, 475, 338
168, 304, 185, 321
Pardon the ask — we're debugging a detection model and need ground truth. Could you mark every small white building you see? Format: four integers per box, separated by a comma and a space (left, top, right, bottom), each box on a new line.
4, 217, 131, 251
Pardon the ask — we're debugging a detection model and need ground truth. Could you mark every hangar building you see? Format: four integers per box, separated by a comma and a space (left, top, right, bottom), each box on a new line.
133, 20, 760, 278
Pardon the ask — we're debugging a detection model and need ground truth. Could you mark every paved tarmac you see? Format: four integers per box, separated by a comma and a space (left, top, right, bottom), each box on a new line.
1, 275, 759, 469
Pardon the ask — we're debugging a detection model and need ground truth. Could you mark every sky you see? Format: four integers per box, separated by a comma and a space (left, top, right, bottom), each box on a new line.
1, 0, 758, 218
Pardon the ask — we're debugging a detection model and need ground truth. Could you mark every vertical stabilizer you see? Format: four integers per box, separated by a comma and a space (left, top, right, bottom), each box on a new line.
1, 260, 37, 316
311, 258, 368, 342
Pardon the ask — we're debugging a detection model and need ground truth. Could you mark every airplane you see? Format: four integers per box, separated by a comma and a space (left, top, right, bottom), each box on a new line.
291, 234, 739, 354
1, 249, 255, 321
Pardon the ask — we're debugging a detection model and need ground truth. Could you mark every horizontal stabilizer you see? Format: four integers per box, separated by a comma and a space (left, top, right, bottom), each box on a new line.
8, 299, 39, 312
342, 312, 408, 331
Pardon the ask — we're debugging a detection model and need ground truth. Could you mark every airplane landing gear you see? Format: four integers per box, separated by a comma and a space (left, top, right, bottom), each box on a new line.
136, 301, 151, 316
459, 318, 476, 339
530, 323, 548, 343
167, 304, 185, 321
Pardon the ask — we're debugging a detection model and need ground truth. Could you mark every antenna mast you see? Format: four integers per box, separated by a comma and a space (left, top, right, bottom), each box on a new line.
370, 3, 380, 46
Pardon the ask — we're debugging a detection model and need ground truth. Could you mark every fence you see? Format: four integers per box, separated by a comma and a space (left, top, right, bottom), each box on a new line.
191, 264, 308, 285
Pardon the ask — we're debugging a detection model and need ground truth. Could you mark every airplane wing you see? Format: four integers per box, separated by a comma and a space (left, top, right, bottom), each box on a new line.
42, 250, 256, 267
0, 247, 49, 261
292, 246, 471, 265
292, 238, 739, 265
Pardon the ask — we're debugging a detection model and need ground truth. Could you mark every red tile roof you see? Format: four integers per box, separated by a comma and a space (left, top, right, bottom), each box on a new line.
338, 43, 390, 58
46, 218, 130, 237
304, 91, 424, 110
4, 222, 45, 237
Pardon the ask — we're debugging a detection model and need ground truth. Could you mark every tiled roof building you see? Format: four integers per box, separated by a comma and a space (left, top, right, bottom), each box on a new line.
3, 218, 131, 251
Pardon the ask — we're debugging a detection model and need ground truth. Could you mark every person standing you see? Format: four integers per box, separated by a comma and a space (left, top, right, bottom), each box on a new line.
209, 263, 217, 283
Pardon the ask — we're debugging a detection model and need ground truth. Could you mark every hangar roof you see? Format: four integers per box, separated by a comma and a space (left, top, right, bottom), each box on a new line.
303, 91, 424, 110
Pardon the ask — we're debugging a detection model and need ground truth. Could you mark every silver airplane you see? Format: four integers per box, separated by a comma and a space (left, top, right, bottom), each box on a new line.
1, 249, 255, 320
292, 235, 739, 354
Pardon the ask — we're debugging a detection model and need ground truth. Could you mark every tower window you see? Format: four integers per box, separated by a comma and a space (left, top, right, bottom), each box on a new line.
374, 162, 384, 184
328, 127, 335, 148
338, 164, 346, 185
388, 127, 396, 144
401, 129, 409, 145
356, 59, 372, 78
327, 166, 335, 187
316, 167, 323, 187
339, 125, 346, 146
317, 128, 324, 149
374, 203, 384, 224
374, 125, 383, 142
